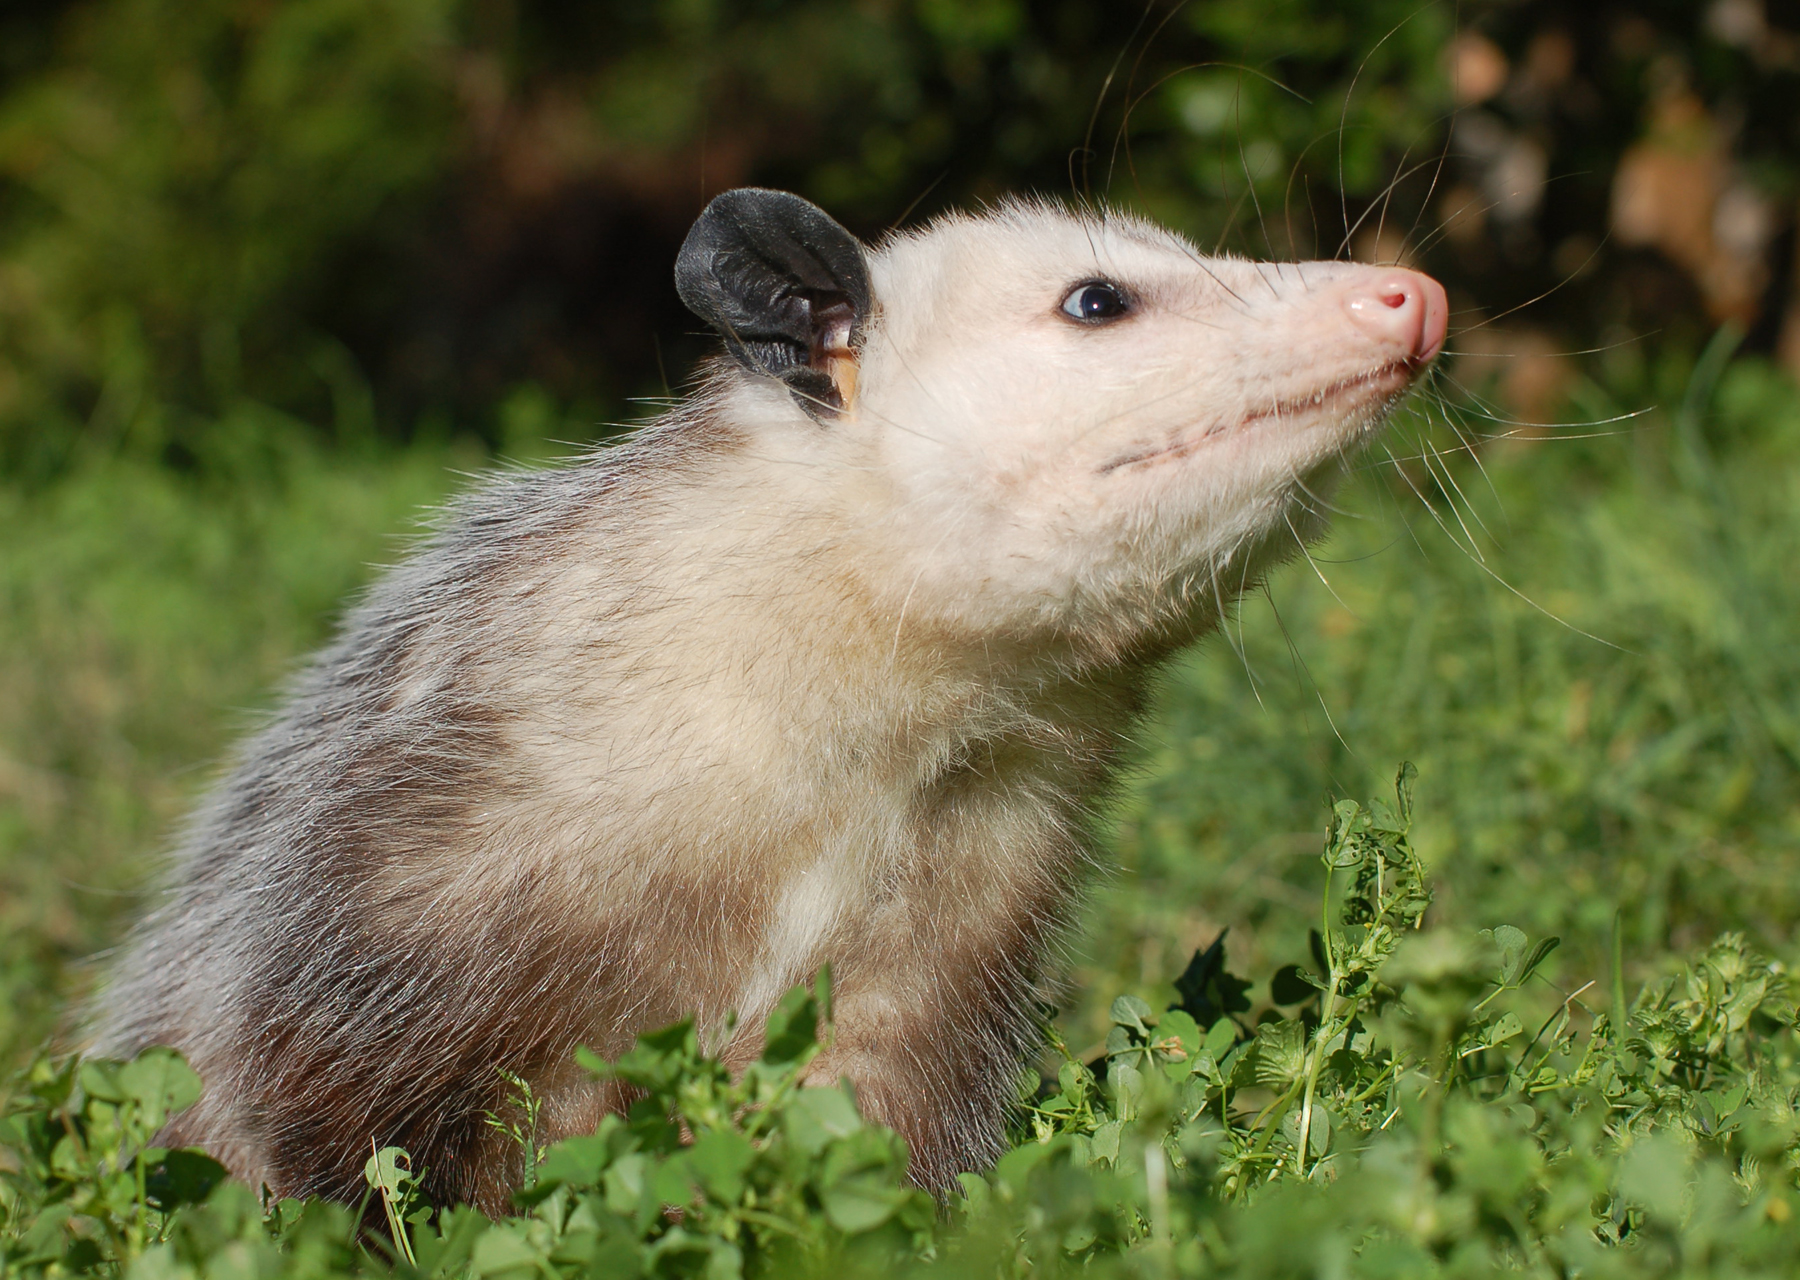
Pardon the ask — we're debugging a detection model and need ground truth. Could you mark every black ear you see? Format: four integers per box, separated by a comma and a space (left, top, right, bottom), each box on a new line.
675, 189, 871, 417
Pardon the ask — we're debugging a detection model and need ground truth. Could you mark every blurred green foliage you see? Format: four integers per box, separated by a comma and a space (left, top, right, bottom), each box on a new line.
0, 0, 456, 472
0, 427, 486, 1060
3, 0, 1799, 472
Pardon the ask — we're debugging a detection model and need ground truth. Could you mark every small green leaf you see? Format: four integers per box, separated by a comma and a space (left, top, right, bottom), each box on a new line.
784, 1086, 862, 1155
1110, 994, 1156, 1036
762, 984, 820, 1064
117, 1049, 203, 1132
1723, 973, 1770, 1031
470, 1225, 543, 1278
1485, 925, 1529, 985
603, 1152, 650, 1219
1090, 1120, 1123, 1164
1253, 1020, 1307, 1087
1516, 936, 1562, 987
364, 1145, 415, 1198
687, 1130, 753, 1203
1323, 801, 1366, 867
653, 1152, 699, 1207
1204, 1017, 1237, 1062
1110, 1061, 1145, 1112
1057, 1059, 1091, 1102
1283, 1105, 1331, 1157
142, 1147, 227, 1210
1367, 796, 1404, 834
77, 1059, 125, 1103
1158, 1008, 1201, 1057
1394, 761, 1417, 821
16, 1202, 72, 1259
1062, 1222, 1098, 1252
993, 1136, 1058, 1189
1487, 1011, 1524, 1045
45, 1131, 83, 1181
536, 1132, 614, 1190
820, 1176, 912, 1233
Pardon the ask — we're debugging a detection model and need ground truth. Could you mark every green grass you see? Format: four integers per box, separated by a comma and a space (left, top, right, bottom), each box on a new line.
1077, 347, 1800, 1047
4, 350, 1800, 1275
0, 415, 486, 1062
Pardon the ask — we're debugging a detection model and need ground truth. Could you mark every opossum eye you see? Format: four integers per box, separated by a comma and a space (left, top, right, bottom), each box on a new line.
1060, 281, 1131, 323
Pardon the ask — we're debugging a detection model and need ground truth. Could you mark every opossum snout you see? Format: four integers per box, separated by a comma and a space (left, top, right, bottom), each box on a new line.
1342, 269, 1448, 364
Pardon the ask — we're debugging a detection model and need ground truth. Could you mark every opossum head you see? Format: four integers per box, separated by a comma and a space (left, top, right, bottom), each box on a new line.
677, 189, 1446, 658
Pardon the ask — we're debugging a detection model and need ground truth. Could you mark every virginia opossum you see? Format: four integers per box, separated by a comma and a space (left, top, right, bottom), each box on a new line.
96, 188, 1448, 1213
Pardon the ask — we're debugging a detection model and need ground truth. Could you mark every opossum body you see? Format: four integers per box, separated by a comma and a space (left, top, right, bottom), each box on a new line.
97, 190, 1447, 1212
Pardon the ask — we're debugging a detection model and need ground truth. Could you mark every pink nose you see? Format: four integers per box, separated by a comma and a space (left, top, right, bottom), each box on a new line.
1344, 269, 1448, 362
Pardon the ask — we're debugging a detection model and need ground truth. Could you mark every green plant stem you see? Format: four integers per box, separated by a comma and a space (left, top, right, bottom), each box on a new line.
134, 1136, 149, 1248
1297, 870, 1344, 1176
1296, 991, 1343, 1176
1247, 1082, 1303, 1161
1610, 910, 1628, 1050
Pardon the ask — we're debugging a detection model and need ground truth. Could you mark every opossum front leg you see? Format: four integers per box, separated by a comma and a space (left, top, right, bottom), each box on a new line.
802, 943, 1041, 1189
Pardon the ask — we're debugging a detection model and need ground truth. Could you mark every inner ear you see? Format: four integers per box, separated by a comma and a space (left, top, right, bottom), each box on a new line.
674, 189, 871, 418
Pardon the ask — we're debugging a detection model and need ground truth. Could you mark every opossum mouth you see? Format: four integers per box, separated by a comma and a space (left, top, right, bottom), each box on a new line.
1097, 358, 1420, 475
